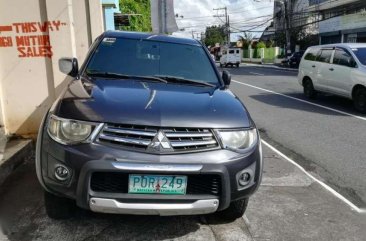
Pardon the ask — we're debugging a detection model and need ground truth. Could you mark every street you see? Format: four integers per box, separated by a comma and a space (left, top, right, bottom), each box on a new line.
1, 65, 366, 241
229, 64, 366, 207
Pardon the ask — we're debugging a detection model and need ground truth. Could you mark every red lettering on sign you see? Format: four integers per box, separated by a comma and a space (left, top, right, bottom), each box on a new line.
1, 20, 66, 58
17, 46, 52, 58
0, 36, 13, 47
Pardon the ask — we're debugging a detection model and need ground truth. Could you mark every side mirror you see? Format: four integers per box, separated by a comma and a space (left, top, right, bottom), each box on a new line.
59, 58, 78, 77
222, 70, 231, 87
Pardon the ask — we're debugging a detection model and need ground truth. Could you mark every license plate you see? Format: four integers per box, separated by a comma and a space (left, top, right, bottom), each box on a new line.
128, 175, 187, 195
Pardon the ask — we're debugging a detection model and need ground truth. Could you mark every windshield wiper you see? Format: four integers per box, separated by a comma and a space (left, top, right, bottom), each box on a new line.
85, 71, 167, 83
154, 75, 216, 87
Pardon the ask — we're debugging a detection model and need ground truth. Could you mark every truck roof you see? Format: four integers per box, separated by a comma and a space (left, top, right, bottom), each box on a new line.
102, 31, 201, 46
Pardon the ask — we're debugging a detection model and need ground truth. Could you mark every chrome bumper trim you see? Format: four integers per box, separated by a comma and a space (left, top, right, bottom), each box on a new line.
89, 198, 219, 216
112, 162, 203, 172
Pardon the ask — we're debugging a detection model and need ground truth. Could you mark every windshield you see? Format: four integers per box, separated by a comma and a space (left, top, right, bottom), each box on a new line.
85, 37, 219, 85
352, 48, 366, 65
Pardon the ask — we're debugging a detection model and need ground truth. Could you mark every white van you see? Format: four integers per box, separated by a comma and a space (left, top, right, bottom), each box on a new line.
298, 43, 366, 113
220, 48, 241, 68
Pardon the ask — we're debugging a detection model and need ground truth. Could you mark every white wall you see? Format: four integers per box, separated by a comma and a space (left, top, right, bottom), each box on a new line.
0, 0, 103, 137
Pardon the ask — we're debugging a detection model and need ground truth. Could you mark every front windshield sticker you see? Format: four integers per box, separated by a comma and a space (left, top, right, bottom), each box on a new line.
102, 37, 116, 45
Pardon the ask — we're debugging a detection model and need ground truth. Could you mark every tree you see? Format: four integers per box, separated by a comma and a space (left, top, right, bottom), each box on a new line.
274, 27, 318, 51
238, 32, 253, 49
119, 0, 151, 32
204, 25, 226, 47
256, 41, 266, 49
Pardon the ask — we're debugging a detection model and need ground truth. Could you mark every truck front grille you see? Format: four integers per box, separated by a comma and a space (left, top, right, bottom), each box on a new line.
96, 124, 219, 153
90, 172, 221, 196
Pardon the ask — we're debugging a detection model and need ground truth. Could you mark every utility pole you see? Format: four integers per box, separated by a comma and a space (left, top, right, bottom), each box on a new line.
213, 6, 230, 46
227, 15, 230, 45
283, 0, 291, 55
158, 0, 167, 34
151, 0, 178, 34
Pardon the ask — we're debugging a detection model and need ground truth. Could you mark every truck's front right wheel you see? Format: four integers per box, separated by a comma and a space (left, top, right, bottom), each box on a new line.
44, 191, 76, 219
217, 198, 249, 221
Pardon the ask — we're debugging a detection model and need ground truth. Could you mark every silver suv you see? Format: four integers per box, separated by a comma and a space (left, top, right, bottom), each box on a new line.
298, 43, 366, 113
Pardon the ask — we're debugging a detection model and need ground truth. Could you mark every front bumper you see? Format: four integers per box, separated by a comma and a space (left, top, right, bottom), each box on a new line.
36, 118, 263, 215
90, 198, 219, 216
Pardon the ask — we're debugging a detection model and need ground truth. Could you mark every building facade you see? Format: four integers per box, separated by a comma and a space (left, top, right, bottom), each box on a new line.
273, 0, 366, 46
101, 0, 121, 31
0, 0, 105, 136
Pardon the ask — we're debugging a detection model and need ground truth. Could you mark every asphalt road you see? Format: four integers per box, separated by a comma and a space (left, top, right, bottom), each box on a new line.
226, 64, 366, 207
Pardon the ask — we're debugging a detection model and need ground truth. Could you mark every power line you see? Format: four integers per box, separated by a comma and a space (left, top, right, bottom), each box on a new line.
176, 5, 273, 20
229, 17, 274, 32
213, 6, 230, 44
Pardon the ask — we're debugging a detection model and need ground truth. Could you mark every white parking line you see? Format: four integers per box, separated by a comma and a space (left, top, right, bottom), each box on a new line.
232, 80, 366, 121
261, 140, 366, 214
248, 72, 265, 76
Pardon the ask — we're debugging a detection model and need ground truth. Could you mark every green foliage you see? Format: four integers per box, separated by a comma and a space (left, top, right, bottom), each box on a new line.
274, 27, 319, 51
119, 0, 151, 32
238, 32, 253, 49
266, 40, 274, 48
204, 25, 225, 47
256, 41, 266, 49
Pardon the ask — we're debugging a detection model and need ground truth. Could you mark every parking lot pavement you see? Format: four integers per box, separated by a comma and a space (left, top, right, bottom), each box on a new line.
0, 145, 365, 241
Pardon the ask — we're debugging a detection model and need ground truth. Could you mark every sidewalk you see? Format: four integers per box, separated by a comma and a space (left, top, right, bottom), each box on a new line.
0, 127, 33, 185
243, 143, 366, 240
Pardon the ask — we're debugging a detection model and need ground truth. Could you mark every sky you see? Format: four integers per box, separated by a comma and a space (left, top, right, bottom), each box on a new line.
172, 0, 275, 41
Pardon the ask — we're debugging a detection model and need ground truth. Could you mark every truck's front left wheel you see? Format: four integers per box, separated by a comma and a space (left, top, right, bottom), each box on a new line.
44, 191, 76, 219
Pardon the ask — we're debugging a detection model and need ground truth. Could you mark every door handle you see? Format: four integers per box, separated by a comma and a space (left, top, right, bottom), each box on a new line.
312, 65, 316, 68
329, 68, 334, 71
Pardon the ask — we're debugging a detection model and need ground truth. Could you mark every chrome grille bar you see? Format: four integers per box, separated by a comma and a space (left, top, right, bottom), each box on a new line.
165, 132, 213, 138
170, 140, 217, 147
98, 134, 151, 146
97, 124, 219, 152
104, 127, 157, 137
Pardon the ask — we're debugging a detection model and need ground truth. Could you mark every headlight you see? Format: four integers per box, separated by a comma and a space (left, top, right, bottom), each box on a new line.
47, 115, 97, 145
217, 129, 258, 151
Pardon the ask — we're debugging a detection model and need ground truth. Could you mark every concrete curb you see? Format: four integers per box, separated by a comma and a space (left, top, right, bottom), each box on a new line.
0, 138, 33, 185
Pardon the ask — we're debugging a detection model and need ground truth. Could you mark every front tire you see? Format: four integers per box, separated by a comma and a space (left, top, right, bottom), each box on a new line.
303, 79, 317, 99
44, 191, 76, 219
217, 198, 249, 221
353, 88, 366, 113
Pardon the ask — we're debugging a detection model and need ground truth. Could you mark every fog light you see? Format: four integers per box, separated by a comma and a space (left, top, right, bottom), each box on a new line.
54, 164, 71, 181
238, 172, 251, 187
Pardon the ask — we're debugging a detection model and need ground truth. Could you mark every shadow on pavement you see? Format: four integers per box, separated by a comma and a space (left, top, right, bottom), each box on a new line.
220, 67, 298, 77
249, 92, 365, 117
0, 160, 204, 241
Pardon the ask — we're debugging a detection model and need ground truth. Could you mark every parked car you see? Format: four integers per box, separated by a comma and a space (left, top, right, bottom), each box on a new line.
220, 48, 241, 68
298, 43, 366, 113
36, 31, 263, 220
282, 51, 305, 68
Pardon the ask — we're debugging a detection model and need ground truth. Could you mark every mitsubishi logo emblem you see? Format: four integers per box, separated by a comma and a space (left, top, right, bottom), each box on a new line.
148, 131, 172, 152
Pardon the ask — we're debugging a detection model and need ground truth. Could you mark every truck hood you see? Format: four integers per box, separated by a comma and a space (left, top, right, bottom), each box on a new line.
55, 78, 252, 128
